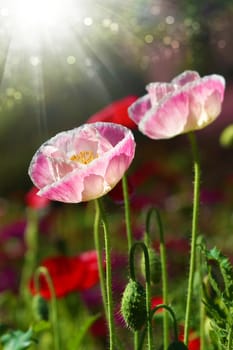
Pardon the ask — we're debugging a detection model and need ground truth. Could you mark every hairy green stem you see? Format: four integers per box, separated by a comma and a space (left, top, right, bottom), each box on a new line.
122, 174, 138, 349
130, 242, 153, 350
139, 304, 179, 349
197, 237, 205, 350
94, 200, 108, 318
145, 208, 169, 349
184, 132, 201, 345
122, 174, 133, 251
152, 304, 179, 342
96, 198, 116, 350
35, 267, 61, 350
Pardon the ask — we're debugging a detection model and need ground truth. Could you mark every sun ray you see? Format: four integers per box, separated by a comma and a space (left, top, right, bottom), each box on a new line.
0, 0, 146, 133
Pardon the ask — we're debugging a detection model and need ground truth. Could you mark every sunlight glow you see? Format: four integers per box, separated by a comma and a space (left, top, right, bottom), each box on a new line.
13, 0, 66, 27
7, 0, 79, 40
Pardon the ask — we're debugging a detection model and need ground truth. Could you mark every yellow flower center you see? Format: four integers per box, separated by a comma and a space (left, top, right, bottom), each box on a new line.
70, 150, 97, 164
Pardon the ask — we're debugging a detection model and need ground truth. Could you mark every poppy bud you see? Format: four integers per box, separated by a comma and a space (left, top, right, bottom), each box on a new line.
141, 248, 161, 284
32, 294, 49, 321
167, 341, 188, 350
120, 279, 147, 331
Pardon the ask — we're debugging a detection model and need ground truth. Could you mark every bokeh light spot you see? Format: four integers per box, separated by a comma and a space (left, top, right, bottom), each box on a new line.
29, 56, 41, 66
67, 56, 76, 64
84, 17, 93, 26
145, 34, 154, 44
165, 16, 175, 25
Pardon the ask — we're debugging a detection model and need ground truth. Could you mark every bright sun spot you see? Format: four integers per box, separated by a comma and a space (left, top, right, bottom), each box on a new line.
13, 0, 66, 28
5, 0, 80, 42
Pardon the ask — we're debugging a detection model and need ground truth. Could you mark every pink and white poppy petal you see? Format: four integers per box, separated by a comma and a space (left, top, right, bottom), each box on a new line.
171, 70, 200, 86
82, 174, 107, 201
29, 151, 57, 189
139, 91, 189, 139
128, 94, 151, 124
105, 154, 129, 187
186, 75, 225, 129
146, 83, 176, 106
38, 172, 85, 203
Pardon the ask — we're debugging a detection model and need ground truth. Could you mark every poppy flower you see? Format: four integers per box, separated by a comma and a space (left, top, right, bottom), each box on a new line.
28, 122, 135, 203
25, 186, 50, 209
87, 96, 138, 129
128, 70, 225, 139
29, 250, 100, 299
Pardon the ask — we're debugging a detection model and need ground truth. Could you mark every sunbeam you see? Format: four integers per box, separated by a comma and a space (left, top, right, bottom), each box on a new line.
0, 0, 150, 138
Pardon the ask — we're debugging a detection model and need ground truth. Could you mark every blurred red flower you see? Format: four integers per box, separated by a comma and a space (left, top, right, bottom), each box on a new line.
151, 296, 164, 312
87, 95, 138, 129
29, 250, 100, 299
25, 186, 50, 209
179, 327, 200, 350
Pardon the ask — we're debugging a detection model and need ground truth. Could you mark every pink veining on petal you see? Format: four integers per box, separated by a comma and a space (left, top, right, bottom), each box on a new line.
139, 91, 189, 139
146, 83, 176, 106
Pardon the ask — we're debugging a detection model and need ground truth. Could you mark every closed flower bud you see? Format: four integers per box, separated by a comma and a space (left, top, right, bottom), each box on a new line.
32, 294, 49, 321
167, 341, 188, 350
141, 248, 161, 284
120, 279, 147, 331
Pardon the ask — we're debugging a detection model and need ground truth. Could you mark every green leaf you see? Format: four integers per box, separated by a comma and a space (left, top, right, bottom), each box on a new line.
0, 328, 37, 350
67, 313, 101, 349
32, 320, 51, 334
202, 246, 233, 348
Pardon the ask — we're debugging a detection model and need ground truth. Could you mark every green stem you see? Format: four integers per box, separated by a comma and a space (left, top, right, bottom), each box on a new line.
227, 325, 233, 350
96, 198, 116, 350
35, 267, 61, 350
184, 132, 201, 345
20, 208, 39, 299
145, 208, 169, 349
130, 242, 153, 350
139, 304, 179, 349
134, 331, 139, 350
94, 200, 108, 318
152, 304, 179, 342
122, 174, 138, 349
122, 174, 133, 252
197, 237, 205, 350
